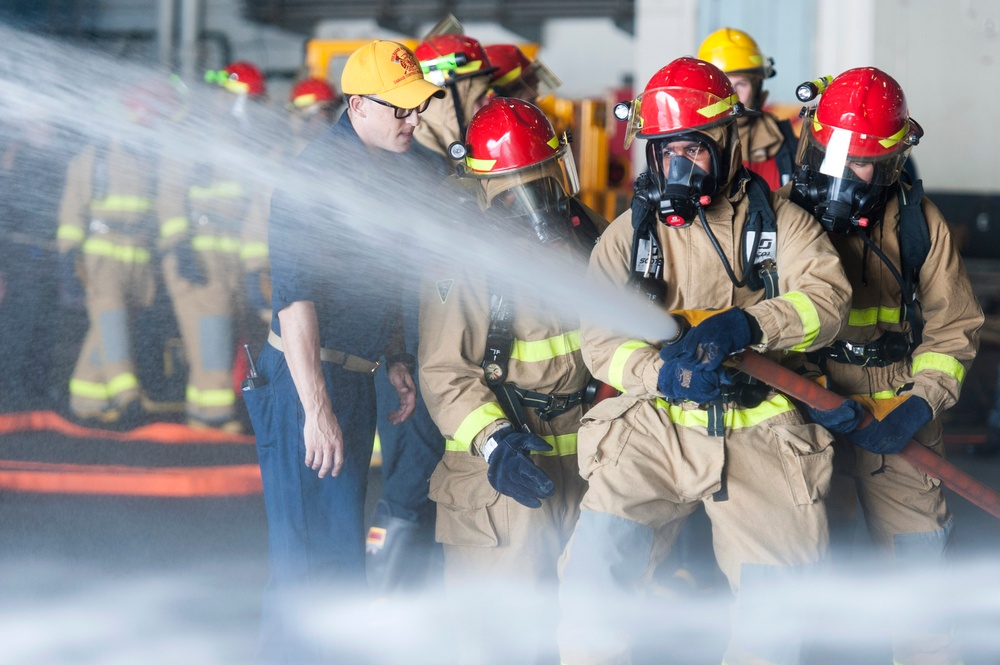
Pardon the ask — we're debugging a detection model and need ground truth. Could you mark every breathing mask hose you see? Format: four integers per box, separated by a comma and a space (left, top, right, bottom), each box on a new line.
731, 349, 1000, 520
853, 227, 917, 312
696, 202, 761, 289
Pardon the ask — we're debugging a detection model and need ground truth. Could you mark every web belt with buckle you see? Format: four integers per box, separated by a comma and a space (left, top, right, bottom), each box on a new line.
268, 330, 381, 374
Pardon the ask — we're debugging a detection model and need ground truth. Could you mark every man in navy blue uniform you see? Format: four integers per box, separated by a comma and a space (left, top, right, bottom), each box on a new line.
244, 39, 444, 663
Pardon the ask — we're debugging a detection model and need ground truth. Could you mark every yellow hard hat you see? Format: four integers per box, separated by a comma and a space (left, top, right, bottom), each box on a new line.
697, 27, 774, 78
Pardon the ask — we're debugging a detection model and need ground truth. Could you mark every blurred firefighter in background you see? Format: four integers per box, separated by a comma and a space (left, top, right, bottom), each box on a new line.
0, 117, 73, 412
482, 44, 561, 105
56, 82, 173, 427
697, 27, 798, 190
413, 32, 497, 174
157, 61, 271, 432
286, 77, 341, 156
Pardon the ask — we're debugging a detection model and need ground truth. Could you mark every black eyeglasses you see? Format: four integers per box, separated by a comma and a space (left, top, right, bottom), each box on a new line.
363, 95, 430, 119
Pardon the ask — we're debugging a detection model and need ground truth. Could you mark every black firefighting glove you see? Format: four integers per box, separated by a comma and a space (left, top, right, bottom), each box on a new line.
657, 308, 755, 403
846, 394, 932, 455
805, 399, 865, 434
482, 426, 555, 509
173, 238, 207, 285
59, 248, 85, 305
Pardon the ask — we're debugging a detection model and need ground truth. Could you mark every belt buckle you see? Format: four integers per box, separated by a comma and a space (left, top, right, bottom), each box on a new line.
369, 360, 382, 375
546, 393, 570, 413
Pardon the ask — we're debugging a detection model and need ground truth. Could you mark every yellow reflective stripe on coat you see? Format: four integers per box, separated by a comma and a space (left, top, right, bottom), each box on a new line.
848, 305, 902, 327
450, 402, 508, 450
189, 181, 244, 199
653, 393, 796, 429
160, 216, 190, 239
510, 330, 581, 363
446, 432, 578, 457
57, 225, 86, 243
913, 351, 966, 384
185, 385, 237, 407
777, 291, 821, 351
608, 340, 650, 393
240, 241, 269, 261
81, 238, 151, 263
535, 432, 577, 456
192, 235, 242, 254
69, 373, 139, 400
90, 195, 154, 213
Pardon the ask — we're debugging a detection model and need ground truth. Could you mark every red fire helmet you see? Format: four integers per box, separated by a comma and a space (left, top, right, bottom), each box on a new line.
288, 78, 338, 110
414, 34, 494, 87
810, 67, 913, 158
208, 61, 266, 97
622, 56, 740, 149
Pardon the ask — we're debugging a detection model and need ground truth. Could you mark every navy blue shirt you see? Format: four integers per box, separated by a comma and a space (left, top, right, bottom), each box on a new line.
269, 112, 406, 362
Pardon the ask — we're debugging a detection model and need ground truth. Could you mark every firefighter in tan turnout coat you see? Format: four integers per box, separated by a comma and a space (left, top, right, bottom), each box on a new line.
418, 98, 606, 664
556, 57, 852, 665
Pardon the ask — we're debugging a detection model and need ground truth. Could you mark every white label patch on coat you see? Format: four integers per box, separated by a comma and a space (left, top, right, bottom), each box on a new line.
436, 279, 454, 303
747, 230, 777, 264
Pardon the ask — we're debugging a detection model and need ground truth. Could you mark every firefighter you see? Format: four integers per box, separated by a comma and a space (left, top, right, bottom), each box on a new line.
413, 32, 497, 171
419, 97, 606, 664
286, 77, 340, 155
697, 27, 797, 190
56, 84, 167, 426
789, 67, 983, 665
0, 117, 68, 412
482, 44, 562, 104
157, 60, 271, 432
243, 39, 443, 662
557, 57, 852, 665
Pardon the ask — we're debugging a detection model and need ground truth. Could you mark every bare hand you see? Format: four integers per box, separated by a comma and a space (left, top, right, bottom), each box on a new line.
303, 406, 344, 478
386, 363, 416, 425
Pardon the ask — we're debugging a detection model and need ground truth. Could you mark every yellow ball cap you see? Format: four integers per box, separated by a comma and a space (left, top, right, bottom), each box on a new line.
341, 40, 445, 109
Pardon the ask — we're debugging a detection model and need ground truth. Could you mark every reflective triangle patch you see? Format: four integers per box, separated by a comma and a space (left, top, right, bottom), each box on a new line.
436, 279, 454, 304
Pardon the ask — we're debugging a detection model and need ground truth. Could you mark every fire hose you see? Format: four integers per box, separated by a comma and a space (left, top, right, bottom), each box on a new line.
730, 349, 1000, 520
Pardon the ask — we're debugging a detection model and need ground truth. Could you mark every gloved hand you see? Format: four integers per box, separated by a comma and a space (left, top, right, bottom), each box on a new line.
804, 399, 864, 434
657, 308, 752, 403
846, 394, 932, 455
59, 248, 85, 305
173, 239, 207, 285
483, 427, 555, 508
245, 269, 269, 313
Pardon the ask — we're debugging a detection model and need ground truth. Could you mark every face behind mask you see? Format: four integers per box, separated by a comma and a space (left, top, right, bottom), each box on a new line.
790, 167, 888, 234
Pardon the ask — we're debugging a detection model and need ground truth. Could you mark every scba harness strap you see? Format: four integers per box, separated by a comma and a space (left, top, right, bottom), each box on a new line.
811, 180, 931, 368
480, 205, 604, 432
627, 169, 778, 302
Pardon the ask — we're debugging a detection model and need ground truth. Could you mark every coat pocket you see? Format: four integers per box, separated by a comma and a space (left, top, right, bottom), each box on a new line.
771, 422, 835, 506
428, 454, 503, 548
576, 395, 641, 479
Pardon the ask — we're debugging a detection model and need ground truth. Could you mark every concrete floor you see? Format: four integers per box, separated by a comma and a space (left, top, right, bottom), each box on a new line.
0, 443, 998, 665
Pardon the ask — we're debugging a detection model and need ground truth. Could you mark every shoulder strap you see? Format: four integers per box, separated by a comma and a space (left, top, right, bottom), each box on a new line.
480, 279, 528, 430
897, 179, 930, 344
743, 170, 779, 297
626, 171, 666, 304
773, 119, 799, 186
